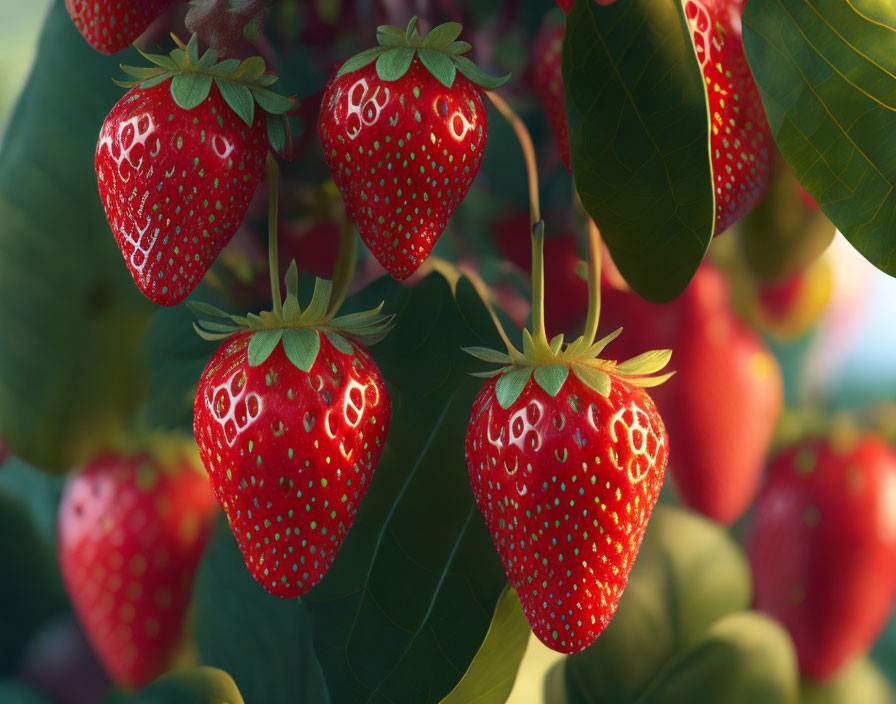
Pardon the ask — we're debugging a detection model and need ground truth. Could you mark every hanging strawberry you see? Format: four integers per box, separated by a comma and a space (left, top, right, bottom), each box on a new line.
747, 434, 896, 681
57, 437, 218, 688
531, 16, 570, 170
66, 0, 180, 54
191, 261, 393, 597
95, 35, 294, 306
465, 214, 672, 653
319, 18, 508, 280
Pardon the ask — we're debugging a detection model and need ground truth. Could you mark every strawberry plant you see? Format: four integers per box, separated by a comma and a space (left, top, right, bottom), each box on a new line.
3, 1, 896, 703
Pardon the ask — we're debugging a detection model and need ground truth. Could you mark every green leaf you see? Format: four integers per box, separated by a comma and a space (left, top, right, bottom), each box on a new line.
325, 331, 354, 356
462, 347, 513, 364
194, 520, 330, 704
234, 55, 266, 82
337, 46, 391, 78
303, 274, 517, 704
424, 22, 463, 49
534, 364, 569, 397
418, 48, 457, 88
741, 0, 896, 280
302, 278, 333, 322
496, 366, 533, 409
376, 47, 416, 82
452, 55, 510, 89
801, 658, 894, 704
572, 365, 610, 397
282, 328, 321, 372
377, 25, 407, 47
557, 506, 765, 704
215, 79, 254, 127
0, 4, 154, 471
615, 349, 672, 376
439, 587, 530, 704
213, 58, 241, 74
247, 329, 283, 367
563, 0, 712, 302
446, 41, 472, 56
171, 71, 214, 110
250, 87, 294, 115
137, 73, 175, 90
128, 666, 245, 704
186, 33, 200, 65
266, 112, 290, 157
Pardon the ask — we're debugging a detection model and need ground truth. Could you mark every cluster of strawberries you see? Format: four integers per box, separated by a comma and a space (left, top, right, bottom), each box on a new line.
52, 0, 896, 695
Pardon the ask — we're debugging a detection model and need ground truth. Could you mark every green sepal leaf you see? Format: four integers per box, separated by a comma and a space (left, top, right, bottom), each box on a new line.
418, 48, 456, 88
136, 45, 179, 72
377, 25, 407, 47
171, 71, 214, 110
188, 301, 238, 319
255, 73, 279, 88
282, 328, 321, 372
462, 347, 513, 364
325, 331, 354, 356
214, 58, 241, 74
138, 73, 175, 90
453, 55, 510, 89
573, 364, 611, 397
196, 319, 242, 333
186, 32, 200, 64
216, 79, 255, 126
266, 112, 290, 158
235, 55, 266, 82
423, 22, 463, 49
197, 47, 218, 69
534, 364, 569, 397
405, 16, 420, 42
170, 47, 189, 70
627, 371, 675, 388
284, 260, 299, 300
251, 87, 294, 115
337, 46, 391, 79
549, 334, 565, 355
446, 41, 472, 56
247, 328, 283, 367
330, 304, 386, 328
496, 367, 532, 409
120, 64, 168, 81
615, 349, 672, 376
302, 278, 333, 323
193, 324, 237, 342
469, 367, 510, 379
377, 47, 416, 82
522, 329, 537, 358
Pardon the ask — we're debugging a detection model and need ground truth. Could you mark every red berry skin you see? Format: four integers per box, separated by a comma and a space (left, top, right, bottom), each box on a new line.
747, 436, 896, 681
96, 82, 268, 306
193, 330, 391, 597
320, 58, 488, 280
65, 0, 176, 54
531, 19, 570, 171
58, 448, 218, 689
466, 373, 667, 653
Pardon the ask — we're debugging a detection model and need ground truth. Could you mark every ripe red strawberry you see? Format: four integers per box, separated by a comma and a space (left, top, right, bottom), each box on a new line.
319, 18, 507, 280
57, 439, 218, 688
66, 0, 177, 54
747, 434, 896, 680
192, 274, 393, 597
96, 37, 293, 306
531, 18, 570, 170
465, 324, 671, 653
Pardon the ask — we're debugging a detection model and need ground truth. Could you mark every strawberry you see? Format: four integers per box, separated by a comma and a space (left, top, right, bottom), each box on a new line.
319, 18, 508, 280
66, 0, 178, 54
191, 268, 393, 597
57, 437, 218, 689
747, 434, 896, 680
95, 36, 294, 306
531, 17, 570, 170
464, 290, 672, 653
597, 266, 782, 523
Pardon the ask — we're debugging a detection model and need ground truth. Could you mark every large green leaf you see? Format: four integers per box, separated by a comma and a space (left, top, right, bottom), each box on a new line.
194, 519, 330, 704
440, 586, 530, 704
742, 0, 896, 280
128, 667, 244, 704
563, 0, 712, 302
0, 2, 153, 472
547, 506, 798, 703
303, 273, 517, 704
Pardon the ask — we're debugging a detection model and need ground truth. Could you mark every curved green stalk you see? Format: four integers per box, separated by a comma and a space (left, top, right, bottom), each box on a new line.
265, 153, 282, 318
328, 218, 359, 317
582, 218, 603, 347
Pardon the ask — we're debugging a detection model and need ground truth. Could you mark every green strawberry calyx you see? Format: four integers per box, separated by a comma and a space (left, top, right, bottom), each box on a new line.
335, 17, 510, 90
464, 328, 674, 410
188, 261, 395, 373
115, 33, 295, 157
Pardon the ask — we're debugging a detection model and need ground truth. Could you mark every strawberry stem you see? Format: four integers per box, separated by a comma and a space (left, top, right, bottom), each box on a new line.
485, 90, 550, 351
265, 153, 282, 318
582, 218, 603, 347
328, 218, 358, 317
